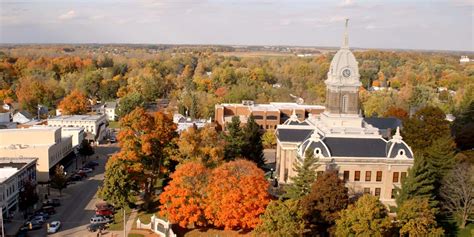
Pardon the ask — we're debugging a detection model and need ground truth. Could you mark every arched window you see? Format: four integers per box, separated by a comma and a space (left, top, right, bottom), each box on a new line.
341, 95, 349, 113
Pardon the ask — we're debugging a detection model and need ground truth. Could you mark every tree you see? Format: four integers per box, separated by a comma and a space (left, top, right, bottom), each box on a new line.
284, 151, 319, 199
159, 161, 209, 228
58, 89, 89, 115
383, 106, 408, 120
116, 92, 145, 118
424, 135, 456, 193
116, 108, 177, 209
242, 116, 265, 167
262, 130, 276, 149
396, 154, 437, 208
302, 171, 349, 235
453, 101, 474, 151
335, 194, 392, 237
397, 197, 444, 236
50, 166, 68, 197
440, 162, 474, 229
223, 116, 245, 161
204, 159, 270, 230
256, 199, 306, 237
78, 139, 94, 162
176, 124, 224, 167
402, 106, 450, 154
18, 180, 38, 214
99, 159, 138, 209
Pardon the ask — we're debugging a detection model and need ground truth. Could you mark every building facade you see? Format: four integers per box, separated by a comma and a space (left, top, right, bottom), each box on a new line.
215, 101, 325, 131
48, 114, 108, 143
275, 20, 414, 207
0, 127, 72, 182
0, 157, 37, 217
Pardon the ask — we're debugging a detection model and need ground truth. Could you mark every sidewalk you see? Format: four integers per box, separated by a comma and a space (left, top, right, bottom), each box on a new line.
104, 209, 138, 237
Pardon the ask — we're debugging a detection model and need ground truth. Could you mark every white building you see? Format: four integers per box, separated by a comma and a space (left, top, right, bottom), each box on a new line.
173, 114, 211, 133
0, 157, 37, 217
48, 114, 108, 143
12, 111, 33, 124
92, 101, 118, 121
460, 56, 471, 63
275, 20, 414, 207
0, 127, 73, 182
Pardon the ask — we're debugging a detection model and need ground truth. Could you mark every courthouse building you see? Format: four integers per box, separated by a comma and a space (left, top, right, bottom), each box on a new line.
275, 21, 414, 207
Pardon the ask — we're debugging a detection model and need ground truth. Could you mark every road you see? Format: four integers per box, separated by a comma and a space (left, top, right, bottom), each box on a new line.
26, 144, 119, 237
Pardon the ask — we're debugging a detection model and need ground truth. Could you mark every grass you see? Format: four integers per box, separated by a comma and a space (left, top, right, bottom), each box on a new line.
108, 207, 132, 231
108, 121, 120, 129
128, 234, 145, 237
176, 227, 253, 237
458, 223, 474, 237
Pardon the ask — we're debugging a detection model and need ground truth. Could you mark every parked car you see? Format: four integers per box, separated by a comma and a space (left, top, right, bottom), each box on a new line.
87, 223, 107, 232
109, 137, 117, 143
90, 215, 111, 224
47, 221, 61, 233
95, 209, 113, 217
68, 174, 83, 182
42, 198, 60, 207
76, 171, 87, 178
22, 221, 42, 230
86, 161, 99, 167
80, 167, 93, 173
33, 211, 49, 220
30, 216, 45, 224
95, 202, 115, 212
41, 206, 56, 215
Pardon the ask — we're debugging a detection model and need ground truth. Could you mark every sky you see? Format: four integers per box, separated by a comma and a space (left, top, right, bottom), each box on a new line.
0, 0, 473, 51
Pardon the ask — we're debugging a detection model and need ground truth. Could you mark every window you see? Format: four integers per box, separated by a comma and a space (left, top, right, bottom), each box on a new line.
267, 115, 278, 120
253, 115, 264, 120
401, 172, 407, 182
376, 171, 382, 182
342, 95, 349, 113
354, 171, 360, 181
363, 188, 370, 194
284, 169, 289, 182
392, 172, 399, 183
391, 189, 396, 199
365, 171, 372, 182
375, 188, 381, 197
343, 171, 350, 181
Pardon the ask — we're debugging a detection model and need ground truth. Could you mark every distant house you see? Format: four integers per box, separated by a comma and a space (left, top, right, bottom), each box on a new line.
13, 111, 33, 124
460, 56, 471, 64
173, 113, 211, 133
91, 101, 118, 121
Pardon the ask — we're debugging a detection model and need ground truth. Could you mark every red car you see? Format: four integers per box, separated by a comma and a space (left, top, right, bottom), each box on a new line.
95, 209, 113, 217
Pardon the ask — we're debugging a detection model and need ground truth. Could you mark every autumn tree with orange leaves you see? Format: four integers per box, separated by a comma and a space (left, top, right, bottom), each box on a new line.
58, 89, 89, 115
159, 161, 210, 228
112, 107, 177, 209
205, 159, 270, 230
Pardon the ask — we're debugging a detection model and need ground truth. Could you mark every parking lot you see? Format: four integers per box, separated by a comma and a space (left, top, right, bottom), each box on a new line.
18, 144, 119, 237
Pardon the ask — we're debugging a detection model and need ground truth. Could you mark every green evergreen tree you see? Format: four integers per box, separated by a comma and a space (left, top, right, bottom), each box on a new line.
284, 150, 319, 199
396, 154, 437, 208
453, 101, 474, 151
242, 116, 265, 168
425, 135, 456, 194
99, 159, 138, 209
224, 116, 245, 161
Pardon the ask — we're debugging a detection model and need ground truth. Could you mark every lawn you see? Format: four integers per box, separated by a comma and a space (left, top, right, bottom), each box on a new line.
108, 207, 133, 231
108, 121, 120, 129
458, 223, 474, 237
128, 234, 145, 237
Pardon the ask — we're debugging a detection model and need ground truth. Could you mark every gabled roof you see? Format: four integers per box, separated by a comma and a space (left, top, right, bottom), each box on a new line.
323, 137, 388, 157
364, 117, 401, 130
15, 110, 33, 119
277, 128, 313, 143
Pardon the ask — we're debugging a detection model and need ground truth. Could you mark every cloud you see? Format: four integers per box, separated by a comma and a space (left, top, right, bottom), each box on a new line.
338, 0, 356, 8
58, 10, 77, 20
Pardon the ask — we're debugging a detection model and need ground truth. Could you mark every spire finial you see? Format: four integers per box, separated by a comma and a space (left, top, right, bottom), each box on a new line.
343, 18, 349, 48
290, 109, 298, 121
392, 126, 403, 142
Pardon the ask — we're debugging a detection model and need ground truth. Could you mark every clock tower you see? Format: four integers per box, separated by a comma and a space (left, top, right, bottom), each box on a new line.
324, 19, 361, 115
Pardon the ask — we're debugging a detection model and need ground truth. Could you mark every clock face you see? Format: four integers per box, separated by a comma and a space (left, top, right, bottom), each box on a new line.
342, 68, 351, 78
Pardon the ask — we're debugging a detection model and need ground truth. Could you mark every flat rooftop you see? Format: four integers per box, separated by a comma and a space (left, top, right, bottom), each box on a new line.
220, 102, 325, 111
0, 157, 37, 183
48, 114, 105, 121
0, 126, 59, 133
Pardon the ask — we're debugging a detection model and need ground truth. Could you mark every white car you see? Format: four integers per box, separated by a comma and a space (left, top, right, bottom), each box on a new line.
47, 221, 61, 233
90, 215, 111, 224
